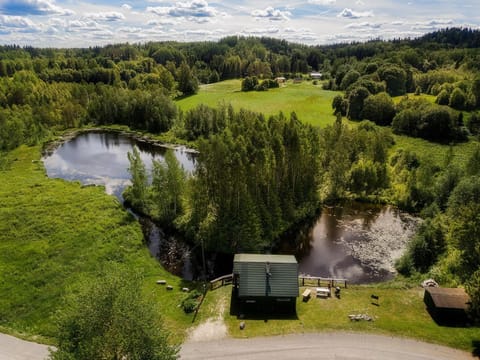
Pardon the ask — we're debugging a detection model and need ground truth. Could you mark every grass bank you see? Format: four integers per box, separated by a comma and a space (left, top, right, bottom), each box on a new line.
176, 79, 340, 127
202, 283, 479, 352
0, 146, 196, 343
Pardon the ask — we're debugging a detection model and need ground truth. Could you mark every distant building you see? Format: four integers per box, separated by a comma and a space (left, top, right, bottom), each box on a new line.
232, 254, 298, 313
310, 72, 322, 79
275, 76, 286, 84
424, 287, 471, 325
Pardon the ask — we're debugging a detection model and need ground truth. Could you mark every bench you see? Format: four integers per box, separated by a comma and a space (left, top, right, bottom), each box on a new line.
302, 289, 312, 301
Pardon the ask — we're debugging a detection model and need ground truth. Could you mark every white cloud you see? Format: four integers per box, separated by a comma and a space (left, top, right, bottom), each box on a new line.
345, 22, 382, 29
391, 21, 404, 26
251, 7, 291, 21
355, 0, 365, 5
338, 8, 374, 19
242, 27, 280, 35
146, 0, 225, 23
121, 4, 132, 11
147, 19, 179, 26
308, 0, 336, 5
411, 19, 454, 30
84, 12, 125, 22
0, 14, 39, 29
0, 0, 74, 16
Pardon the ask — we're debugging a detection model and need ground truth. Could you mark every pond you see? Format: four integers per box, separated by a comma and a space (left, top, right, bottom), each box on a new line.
43, 130, 197, 278
43, 131, 419, 284
43, 131, 196, 200
276, 203, 420, 283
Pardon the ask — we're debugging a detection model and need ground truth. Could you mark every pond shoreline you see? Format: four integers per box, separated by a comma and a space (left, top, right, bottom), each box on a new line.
42, 126, 198, 157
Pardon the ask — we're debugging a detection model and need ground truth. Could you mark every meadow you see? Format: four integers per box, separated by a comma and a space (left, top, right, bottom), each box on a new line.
176, 79, 340, 127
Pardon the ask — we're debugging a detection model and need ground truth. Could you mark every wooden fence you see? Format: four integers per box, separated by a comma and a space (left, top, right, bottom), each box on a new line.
209, 274, 233, 290
209, 273, 348, 290
299, 275, 348, 288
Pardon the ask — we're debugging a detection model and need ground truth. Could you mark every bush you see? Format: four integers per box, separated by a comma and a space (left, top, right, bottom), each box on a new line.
241, 76, 258, 91
181, 290, 202, 314
449, 87, 466, 110
395, 254, 415, 276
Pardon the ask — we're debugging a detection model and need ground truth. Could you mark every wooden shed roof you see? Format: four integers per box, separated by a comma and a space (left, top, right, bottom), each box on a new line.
425, 287, 471, 310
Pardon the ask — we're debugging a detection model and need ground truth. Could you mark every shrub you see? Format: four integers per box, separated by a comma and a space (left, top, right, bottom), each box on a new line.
181, 290, 202, 313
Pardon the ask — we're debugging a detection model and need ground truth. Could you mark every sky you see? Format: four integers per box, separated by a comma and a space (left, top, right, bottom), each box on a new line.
0, 0, 479, 48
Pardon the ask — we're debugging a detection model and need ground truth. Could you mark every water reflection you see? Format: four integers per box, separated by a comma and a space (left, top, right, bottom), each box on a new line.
278, 202, 420, 284
43, 131, 196, 200
43, 131, 197, 279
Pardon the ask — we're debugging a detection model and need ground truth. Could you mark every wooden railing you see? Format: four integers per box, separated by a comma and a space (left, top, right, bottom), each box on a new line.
209, 273, 233, 290
299, 275, 348, 288
209, 273, 348, 290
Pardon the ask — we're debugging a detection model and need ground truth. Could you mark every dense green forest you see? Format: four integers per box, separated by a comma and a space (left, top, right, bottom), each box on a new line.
1, 27, 480, 321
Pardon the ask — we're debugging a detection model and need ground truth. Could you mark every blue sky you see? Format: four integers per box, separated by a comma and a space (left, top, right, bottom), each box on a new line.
0, 0, 478, 47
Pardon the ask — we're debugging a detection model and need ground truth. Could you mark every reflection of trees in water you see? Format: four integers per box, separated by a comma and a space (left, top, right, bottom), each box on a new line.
273, 209, 321, 260
140, 217, 189, 277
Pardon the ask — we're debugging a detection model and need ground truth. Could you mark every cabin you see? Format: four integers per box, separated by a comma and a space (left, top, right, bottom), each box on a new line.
275, 76, 286, 84
310, 72, 322, 80
424, 287, 471, 325
232, 254, 299, 313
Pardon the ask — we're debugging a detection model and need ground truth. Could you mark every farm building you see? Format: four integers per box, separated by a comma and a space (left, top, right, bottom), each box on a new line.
232, 254, 299, 313
424, 287, 471, 325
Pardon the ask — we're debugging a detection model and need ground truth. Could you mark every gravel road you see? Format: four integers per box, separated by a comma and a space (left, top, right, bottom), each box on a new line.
180, 332, 476, 360
1, 331, 475, 360
0, 333, 50, 360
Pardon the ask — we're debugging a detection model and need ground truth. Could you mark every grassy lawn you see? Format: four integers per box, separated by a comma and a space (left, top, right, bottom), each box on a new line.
392, 93, 437, 105
176, 79, 340, 127
201, 284, 479, 352
0, 146, 196, 344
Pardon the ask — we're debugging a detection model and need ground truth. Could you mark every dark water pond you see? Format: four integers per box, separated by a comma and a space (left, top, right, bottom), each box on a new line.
43, 131, 419, 283
43, 131, 197, 278
43, 131, 196, 200
277, 203, 420, 283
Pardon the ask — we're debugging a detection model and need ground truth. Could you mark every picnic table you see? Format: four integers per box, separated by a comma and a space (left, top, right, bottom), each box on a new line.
316, 287, 331, 297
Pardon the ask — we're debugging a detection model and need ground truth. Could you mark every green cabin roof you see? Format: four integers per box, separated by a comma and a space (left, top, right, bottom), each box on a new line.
234, 253, 298, 264
233, 253, 298, 298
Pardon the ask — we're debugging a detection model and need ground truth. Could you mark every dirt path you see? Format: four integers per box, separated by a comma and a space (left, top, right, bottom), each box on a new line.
180, 332, 476, 360
0, 333, 51, 360
186, 294, 228, 342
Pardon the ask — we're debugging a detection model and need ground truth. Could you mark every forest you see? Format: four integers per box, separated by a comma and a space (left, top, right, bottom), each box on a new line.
1, 27, 480, 322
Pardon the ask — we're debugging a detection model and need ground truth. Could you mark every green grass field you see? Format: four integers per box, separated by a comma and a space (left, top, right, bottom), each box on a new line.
204, 284, 479, 352
0, 146, 196, 344
176, 79, 340, 127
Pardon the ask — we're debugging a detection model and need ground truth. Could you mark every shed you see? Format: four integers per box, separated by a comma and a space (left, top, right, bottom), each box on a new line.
310, 72, 322, 79
424, 287, 471, 324
275, 76, 286, 84
233, 254, 298, 313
